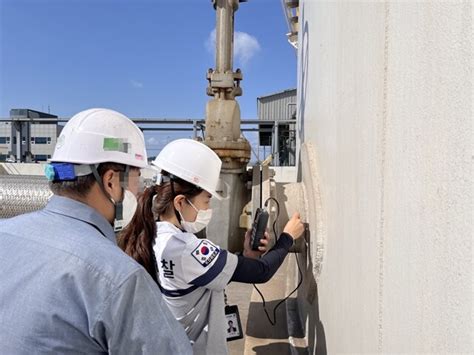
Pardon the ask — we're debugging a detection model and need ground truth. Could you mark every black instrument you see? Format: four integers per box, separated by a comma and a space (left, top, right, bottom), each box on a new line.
250, 208, 269, 251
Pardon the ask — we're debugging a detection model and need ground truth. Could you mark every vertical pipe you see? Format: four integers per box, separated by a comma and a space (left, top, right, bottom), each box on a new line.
215, 0, 234, 73
16, 124, 21, 162
26, 122, 31, 162
275, 122, 279, 166
271, 122, 275, 165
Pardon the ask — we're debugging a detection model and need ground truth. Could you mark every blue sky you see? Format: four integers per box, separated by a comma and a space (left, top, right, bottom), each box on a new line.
0, 0, 296, 157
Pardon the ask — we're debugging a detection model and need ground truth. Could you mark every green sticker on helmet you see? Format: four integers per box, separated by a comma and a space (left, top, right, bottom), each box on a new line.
103, 138, 130, 153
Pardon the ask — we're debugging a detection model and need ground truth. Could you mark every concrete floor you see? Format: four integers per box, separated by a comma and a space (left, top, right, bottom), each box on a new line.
227, 255, 308, 355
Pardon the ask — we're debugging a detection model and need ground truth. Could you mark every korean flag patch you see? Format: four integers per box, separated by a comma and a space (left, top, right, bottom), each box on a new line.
191, 240, 220, 267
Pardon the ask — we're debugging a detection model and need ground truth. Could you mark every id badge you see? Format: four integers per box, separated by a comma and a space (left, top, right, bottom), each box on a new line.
224, 305, 243, 341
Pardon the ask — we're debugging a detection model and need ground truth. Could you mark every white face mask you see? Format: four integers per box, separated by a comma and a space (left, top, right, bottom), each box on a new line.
179, 199, 213, 234
113, 189, 138, 232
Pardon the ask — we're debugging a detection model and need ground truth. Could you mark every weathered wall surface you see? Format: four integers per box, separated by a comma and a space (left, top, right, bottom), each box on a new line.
296, 1, 472, 352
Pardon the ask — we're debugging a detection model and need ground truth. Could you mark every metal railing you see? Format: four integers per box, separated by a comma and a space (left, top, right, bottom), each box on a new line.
0, 117, 296, 164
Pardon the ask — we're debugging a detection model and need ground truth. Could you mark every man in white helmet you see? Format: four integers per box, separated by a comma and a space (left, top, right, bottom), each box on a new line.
0, 108, 192, 354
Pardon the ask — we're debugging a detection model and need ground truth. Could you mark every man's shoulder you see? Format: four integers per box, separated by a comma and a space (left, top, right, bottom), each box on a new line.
0, 209, 42, 228
1, 209, 143, 287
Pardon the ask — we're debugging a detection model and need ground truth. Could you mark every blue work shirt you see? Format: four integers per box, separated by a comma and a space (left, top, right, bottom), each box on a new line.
0, 195, 192, 355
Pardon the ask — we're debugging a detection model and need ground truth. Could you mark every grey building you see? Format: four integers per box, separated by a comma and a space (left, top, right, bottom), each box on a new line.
257, 89, 296, 166
4, 109, 61, 163
0, 121, 13, 161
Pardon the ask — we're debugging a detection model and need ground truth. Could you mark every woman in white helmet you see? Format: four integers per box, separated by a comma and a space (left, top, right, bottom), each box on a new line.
119, 138, 304, 355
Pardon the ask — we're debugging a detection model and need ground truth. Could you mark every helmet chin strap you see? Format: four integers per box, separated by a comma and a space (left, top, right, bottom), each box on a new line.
90, 164, 130, 231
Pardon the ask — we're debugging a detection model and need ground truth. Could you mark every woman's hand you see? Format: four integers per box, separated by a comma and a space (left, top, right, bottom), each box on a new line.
283, 212, 304, 240
242, 229, 270, 259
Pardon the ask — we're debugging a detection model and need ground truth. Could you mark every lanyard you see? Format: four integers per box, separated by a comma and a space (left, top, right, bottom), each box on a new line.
224, 290, 243, 341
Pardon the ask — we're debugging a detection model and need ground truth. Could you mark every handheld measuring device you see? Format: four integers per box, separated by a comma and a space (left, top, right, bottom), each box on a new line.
250, 208, 269, 251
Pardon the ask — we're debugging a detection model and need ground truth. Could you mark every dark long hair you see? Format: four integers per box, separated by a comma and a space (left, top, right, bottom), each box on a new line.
118, 171, 202, 282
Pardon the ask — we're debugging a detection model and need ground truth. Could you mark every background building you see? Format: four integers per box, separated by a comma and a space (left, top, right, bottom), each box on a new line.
0, 121, 13, 162
7, 109, 60, 163
257, 88, 296, 166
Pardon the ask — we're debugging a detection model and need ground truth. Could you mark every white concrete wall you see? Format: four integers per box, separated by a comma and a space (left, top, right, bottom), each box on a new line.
271, 166, 297, 183
297, 0, 472, 353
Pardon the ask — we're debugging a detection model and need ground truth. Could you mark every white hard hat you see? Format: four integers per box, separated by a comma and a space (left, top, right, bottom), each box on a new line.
51, 108, 147, 168
152, 138, 226, 200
